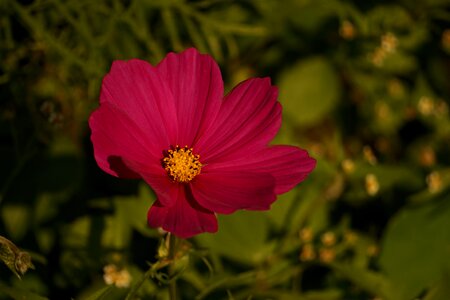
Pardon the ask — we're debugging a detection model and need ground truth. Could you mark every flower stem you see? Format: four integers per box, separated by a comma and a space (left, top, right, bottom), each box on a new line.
124, 233, 181, 300
125, 266, 154, 300
168, 233, 178, 300
169, 280, 177, 300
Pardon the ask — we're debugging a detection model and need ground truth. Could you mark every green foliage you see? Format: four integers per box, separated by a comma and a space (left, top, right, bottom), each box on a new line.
196, 211, 271, 265
1, 0, 450, 299
380, 198, 450, 299
0, 281, 47, 300
81, 286, 113, 300
278, 57, 341, 126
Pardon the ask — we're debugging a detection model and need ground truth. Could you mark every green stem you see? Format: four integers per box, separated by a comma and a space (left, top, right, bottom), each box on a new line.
124, 267, 154, 300
177, 2, 267, 36
168, 233, 178, 300
125, 234, 181, 300
195, 271, 257, 300
11, 1, 100, 76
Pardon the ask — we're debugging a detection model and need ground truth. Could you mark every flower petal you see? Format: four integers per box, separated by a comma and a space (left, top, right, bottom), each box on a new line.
100, 59, 178, 148
191, 170, 277, 214
89, 103, 159, 178
147, 185, 218, 238
121, 157, 176, 207
196, 78, 281, 163
155, 48, 223, 147
205, 145, 316, 194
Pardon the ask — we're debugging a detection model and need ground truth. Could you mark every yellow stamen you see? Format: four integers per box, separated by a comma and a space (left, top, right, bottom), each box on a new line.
163, 145, 202, 183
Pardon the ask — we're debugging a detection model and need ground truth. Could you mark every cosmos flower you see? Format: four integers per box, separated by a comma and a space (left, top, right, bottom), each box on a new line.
89, 48, 316, 238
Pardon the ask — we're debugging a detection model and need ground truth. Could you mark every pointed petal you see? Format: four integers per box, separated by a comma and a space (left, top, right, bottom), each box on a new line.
100, 59, 178, 147
196, 78, 281, 163
89, 103, 159, 178
156, 48, 223, 146
205, 145, 316, 194
191, 170, 276, 214
147, 186, 218, 238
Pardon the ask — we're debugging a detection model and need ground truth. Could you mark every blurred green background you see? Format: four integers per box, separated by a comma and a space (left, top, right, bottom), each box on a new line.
1, 0, 450, 299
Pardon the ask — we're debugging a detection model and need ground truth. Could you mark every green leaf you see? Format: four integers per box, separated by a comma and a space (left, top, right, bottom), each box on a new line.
122, 183, 156, 236
278, 57, 341, 127
62, 216, 91, 248
345, 163, 424, 201
82, 286, 113, 300
379, 200, 450, 299
423, 274, 450, 300
330, 263, 399, 300
301, 289, 342, 300
101, 212, 131, 249
1, 205, 30, 241
288, 0, 343, 33
34, 194, 59, 225
195, 210, 270, 265
101, 184, 156, 248
35, 229, 54, 254
366, 5, 413, 31
265, 188, 297, 230
0, 281, 47, 300
379, 51, 417, 74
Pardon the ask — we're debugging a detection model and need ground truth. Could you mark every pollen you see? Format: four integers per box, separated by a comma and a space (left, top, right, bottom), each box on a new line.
163, 145, 202, 183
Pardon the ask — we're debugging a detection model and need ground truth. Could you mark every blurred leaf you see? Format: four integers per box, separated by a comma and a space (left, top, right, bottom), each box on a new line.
266, 188, 297, 230
34, 136, 83, 193
34, 193, 60, 225
380, 51, 417, 74
379, 200, 450, 299
330, 263, 399, 300
366, 5, 413, 31
0, 281, 47, 300
102, 209, 132, 249
423, 273, 450, 300
122, 183, 156, 235
102, 188, 154, 248
195, 210, 271, 265
400, 23, 430, 50
270, 122, 295, 146
289, 0, 341, 33
11, 274, 48, 298
1, 205, 30, 241
127, 264, 157, 296
35, 229, 55, 254
278, 57, 341, 126
301, 289, 342, 300
82, 286, 113, 300
101, 184, 155, 248
62, 216, 91, 248
344, 162, 423, 202
287, 158, 337, 234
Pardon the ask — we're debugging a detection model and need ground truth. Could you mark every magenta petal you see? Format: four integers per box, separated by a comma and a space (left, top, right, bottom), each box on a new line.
122, 157, 176, 207
89, 103, 158, 178
191, 171, 277, 214
196, 78, 281, 163
155, 48, 223, 146
205, 145, 316, 194
100, 59, 178, 147
147, 186, 218, 238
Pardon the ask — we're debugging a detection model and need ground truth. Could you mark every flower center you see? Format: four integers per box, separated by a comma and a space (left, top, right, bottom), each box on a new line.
163, 146, 202, 183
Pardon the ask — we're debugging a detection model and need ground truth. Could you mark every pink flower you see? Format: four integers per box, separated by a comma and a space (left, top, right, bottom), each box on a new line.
89, 48, 316, 238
